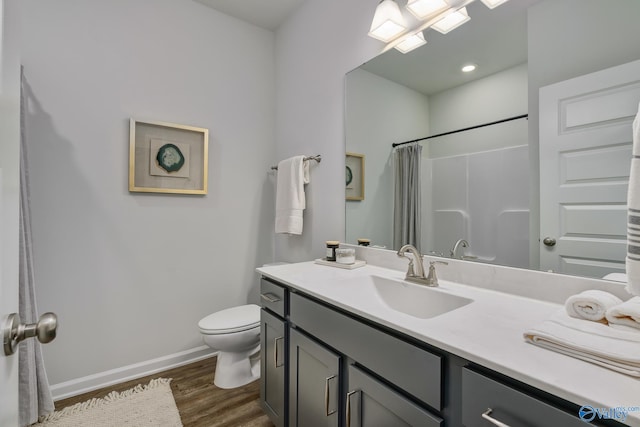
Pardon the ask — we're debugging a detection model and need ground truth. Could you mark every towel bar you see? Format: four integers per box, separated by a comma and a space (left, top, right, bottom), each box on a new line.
270, 155, 321, 170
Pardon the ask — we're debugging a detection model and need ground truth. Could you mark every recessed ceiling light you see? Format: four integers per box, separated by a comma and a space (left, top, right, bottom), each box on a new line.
462, 64, 477, 73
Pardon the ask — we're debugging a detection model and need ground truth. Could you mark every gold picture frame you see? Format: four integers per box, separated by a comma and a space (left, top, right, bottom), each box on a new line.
129, 119, 209, 195
346, 152, 365, 201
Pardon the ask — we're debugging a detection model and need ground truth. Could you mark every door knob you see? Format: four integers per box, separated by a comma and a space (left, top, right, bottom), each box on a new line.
3, 312, 58, 356
542, 237, 556, 247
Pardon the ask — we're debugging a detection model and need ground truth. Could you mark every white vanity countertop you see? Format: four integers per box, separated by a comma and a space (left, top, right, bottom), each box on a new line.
257, 261, 640, 426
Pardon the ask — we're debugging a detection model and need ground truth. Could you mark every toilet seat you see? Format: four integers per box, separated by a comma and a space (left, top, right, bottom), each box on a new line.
198, 304, 260, 335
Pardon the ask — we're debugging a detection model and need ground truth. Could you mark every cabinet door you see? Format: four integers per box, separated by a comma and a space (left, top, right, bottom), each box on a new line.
289, 328, 340, 427
346, 364, 442, 427
260, 309, 286, 427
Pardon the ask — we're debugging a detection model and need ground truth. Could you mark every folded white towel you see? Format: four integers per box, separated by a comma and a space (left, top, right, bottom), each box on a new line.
275, 156, 309, 235
626, 102, 640, 296
565, 290, 623, 322
606, 296, 640, 330
524, 310, 640, 377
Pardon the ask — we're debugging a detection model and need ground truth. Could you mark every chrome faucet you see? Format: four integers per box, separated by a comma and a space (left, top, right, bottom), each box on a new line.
450, 239, 469, 259
397, 244, 449, 286
398, 245, 448, 286
397, 244, 428, 285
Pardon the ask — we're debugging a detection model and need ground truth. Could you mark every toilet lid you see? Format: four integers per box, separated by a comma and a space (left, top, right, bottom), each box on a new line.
198, 304, 260, 334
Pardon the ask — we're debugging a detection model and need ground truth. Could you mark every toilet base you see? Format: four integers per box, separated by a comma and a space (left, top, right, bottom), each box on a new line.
213, 345, 261, 389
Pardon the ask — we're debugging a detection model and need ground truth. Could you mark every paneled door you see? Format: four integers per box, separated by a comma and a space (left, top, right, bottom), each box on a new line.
539, 59, 640, 277
0, 0, 22, 424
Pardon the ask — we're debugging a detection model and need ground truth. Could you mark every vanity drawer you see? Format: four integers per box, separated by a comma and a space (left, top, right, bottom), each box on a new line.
461, 368, 585, 427
290, 292, 442, 410
260, 278, 287, 317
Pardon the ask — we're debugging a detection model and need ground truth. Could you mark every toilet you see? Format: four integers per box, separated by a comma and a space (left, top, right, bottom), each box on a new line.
198, 304, 261, 389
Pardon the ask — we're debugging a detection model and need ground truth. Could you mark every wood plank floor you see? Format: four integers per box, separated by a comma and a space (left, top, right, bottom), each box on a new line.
54, 356, 274, 427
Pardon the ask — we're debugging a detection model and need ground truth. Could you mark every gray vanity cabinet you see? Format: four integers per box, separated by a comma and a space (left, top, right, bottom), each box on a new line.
260, 276, 615, 427
289, 328, 341, 427
289, 292, 443, 427
260, 279, 288, 427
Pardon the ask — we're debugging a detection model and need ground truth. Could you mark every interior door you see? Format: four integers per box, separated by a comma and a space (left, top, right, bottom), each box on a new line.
539, 59, 640, 278
0, 0, 22, 424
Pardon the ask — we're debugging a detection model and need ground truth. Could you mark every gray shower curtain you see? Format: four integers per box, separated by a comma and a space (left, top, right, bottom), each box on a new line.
19, 67, 54, 425
393, 144, 422, 251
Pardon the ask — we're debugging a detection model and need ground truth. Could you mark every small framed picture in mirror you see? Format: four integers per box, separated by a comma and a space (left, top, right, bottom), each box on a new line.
346, 152, 364, 201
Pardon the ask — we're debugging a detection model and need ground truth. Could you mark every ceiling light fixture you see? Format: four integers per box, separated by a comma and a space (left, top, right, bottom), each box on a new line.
395, 32, 427, 54
367, 0, 511, 51
406, 0, 449, 20
368, 0, 408, 43
480, 0, 510, 9
431, 7, 470, 34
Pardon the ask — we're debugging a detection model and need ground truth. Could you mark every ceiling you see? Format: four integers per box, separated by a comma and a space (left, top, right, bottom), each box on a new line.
193, 0, 307, 31
194, 0, 541, 95
360, 0, 541, 95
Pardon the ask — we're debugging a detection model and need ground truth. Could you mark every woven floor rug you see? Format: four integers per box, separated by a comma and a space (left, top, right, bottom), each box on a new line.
33, 378, 183, 427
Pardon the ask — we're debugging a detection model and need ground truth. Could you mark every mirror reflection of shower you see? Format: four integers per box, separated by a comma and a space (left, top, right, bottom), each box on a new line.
394, 113, 529, 268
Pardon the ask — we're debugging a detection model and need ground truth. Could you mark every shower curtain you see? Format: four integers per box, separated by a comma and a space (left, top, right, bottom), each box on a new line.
393, 144, 422, 251
19, 67, 54, 425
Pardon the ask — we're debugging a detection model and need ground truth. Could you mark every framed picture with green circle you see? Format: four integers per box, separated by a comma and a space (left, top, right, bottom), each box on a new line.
129, 119, 209, 195
345, 152, 364, 201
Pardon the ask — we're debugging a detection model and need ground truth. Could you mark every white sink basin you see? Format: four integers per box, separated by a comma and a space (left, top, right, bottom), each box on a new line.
367, 275, 473, 319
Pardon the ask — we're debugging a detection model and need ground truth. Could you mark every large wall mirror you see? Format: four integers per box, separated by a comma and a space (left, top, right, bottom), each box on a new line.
345, 0, 640, 280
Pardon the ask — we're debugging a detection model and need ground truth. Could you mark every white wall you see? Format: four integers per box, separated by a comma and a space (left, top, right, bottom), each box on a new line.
20, 0, 276, 387
428, 63, 528, 145
345, 69, 430, 249
274, 0, 382, 262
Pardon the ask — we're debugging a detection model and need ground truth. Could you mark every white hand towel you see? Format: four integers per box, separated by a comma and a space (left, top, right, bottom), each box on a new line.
275, 156, 309, 235
524, 310, 640, 377
606, 296, 640, 330
564, 290, 623, 322
626, 102, 640, 296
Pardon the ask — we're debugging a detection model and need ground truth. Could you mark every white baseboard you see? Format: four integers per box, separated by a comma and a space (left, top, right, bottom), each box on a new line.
50, 346, 217, 401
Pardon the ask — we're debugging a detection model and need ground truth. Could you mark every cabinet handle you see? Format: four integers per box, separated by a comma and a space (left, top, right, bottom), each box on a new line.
324, 375, 337, 416
482, 409, 511, 427
346, 390, 359, 427
274, 336, 284, 368
261, 292, 281, 303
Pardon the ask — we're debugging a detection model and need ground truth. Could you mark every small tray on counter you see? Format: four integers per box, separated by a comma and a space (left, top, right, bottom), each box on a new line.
314, 258, 366, 269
